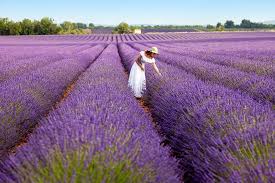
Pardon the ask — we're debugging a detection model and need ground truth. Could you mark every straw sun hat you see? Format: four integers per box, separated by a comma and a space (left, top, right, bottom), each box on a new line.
148, 47, 159, 54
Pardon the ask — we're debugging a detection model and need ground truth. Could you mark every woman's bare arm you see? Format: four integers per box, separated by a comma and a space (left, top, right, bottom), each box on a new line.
152, 63, 162, 76
135, 55, 144, 71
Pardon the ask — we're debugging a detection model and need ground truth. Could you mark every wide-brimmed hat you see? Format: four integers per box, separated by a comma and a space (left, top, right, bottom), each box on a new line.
149, 47, 159, 54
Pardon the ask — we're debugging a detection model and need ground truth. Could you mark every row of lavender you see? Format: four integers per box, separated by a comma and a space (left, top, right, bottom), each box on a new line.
155, 41, 275, 79
0, 44, 180, 182
118, 43, 275, 182
0, 44, 93, 62
0, 44, 106, 158
1, 32, 275, 44
0, 45, 94, 82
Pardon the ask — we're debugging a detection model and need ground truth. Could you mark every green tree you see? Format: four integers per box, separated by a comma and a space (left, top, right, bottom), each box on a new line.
206, 24, 215, 29
112, 22, 132, 34
240, 19, 252, 28
39, 17, 59, 34
216, 22, 224, 31
6, 20, 21, 35
59, 21, 88, 35
216, 22, 222, 28
60, 21, 76, 32
88, 23, 95, 29
33, 20, 42, 35
0, 18, 9, 35
20, 19, 34, 35
224, 20, 235, 28
76, 22, 87, 29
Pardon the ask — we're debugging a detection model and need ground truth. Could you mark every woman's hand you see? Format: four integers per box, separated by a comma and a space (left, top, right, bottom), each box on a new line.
152, 63, 161, 76
140, 65, 145, 71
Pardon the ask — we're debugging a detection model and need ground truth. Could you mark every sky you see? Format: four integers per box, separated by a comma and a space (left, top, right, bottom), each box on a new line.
1, 0, 275, 25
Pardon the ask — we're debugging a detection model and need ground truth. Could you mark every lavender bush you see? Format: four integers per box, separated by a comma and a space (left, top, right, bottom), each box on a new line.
0, 44, 105, 158
0, 44, 180, 183
149, 42, 275, 79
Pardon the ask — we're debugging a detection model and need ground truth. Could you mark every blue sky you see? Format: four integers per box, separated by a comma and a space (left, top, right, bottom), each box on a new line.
1, 0, 274, 25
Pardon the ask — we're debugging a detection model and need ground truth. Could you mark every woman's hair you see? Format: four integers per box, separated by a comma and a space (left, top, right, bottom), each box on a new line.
145, 50, 153, 56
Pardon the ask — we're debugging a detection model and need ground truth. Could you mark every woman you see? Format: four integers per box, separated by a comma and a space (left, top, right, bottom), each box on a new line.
128, 46, 162, 99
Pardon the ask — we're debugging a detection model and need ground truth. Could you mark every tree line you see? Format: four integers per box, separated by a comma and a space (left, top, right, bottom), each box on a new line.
207, 19, 275, 31
112, 20, 275, 33
1, 17, 274, 35
113, 19, 275, 33
0, 17, 95, 35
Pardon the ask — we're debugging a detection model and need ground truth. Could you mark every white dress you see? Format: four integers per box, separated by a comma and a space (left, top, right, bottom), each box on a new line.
128, 51, 156, 97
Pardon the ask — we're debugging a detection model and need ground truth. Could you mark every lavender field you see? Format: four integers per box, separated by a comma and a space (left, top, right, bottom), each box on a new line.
0, 32, 275, 183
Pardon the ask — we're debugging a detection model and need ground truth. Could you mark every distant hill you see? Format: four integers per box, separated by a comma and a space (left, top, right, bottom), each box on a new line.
262, 20, 275, 25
